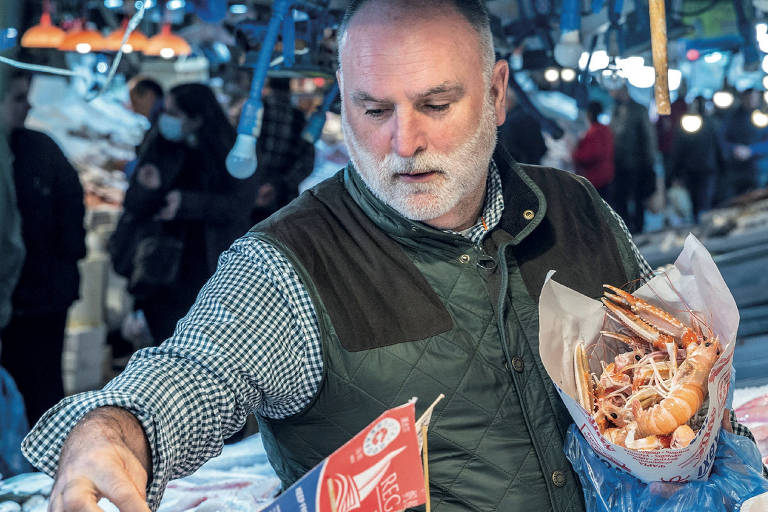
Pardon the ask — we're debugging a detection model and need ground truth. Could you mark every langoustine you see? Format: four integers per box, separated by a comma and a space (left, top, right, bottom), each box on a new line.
574, 284, 722, 450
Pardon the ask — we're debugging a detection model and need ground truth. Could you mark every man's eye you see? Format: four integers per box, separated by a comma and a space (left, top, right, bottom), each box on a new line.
425, 104, 450, 112
365, 108, 389, 118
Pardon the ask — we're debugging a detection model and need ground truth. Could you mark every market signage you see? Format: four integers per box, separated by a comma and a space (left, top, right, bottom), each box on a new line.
262, 402, 426, 512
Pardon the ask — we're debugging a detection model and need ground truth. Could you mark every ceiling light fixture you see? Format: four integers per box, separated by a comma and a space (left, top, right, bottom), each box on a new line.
21, 1, 65, 49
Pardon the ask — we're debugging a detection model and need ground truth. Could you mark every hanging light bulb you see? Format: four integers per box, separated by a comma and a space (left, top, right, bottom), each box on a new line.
713, 91, 735, 109
589, 50, 610, 71
21, 2, 65, 49
681, 114, 702, 133
668, 69, 682, 91
560, 68, 577, 82
554, 30, 583, 69
544, 67, 560, 82
226, 134, 258, 179
144, 22, 191, 57
626, 66, 656, 89
751, 109, 768, 128
227, 97, 262, 178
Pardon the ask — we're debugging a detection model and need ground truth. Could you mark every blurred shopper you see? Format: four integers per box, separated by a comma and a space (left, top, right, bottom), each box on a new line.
497, 86, 547, 164
251, 77, 316, 223
0, 70, 86, 426
121, 77, 165, 179
128, 76, 164, 126
572, 100, 614, 202
110, 83, 258, 343
656, 84, 687, 187
669, 96, 725, 222
610, 86, 657, 233
721, 88, 762, 201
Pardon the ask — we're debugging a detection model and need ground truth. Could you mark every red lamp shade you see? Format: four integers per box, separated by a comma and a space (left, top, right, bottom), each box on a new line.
21, 11, 65, 48
144, 23, 191, 58
58, 23, 106, 53
103, 19, 148, 53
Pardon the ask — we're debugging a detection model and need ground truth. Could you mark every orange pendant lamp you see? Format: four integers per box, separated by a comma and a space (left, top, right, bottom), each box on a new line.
144, 23, 191, 59
20, 1, 65, 49
103, 18, 148, 53
58, 20, 106, 53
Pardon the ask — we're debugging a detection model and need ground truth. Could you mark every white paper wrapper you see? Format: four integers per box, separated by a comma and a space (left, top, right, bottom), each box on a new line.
539, 234, 737, 482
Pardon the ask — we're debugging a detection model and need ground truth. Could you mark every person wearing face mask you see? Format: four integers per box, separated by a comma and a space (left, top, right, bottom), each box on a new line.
109, 83, 258, 344
23, 2, 765, 512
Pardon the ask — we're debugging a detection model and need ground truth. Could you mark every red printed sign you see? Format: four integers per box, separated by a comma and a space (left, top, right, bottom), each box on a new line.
263, 402, 426, 512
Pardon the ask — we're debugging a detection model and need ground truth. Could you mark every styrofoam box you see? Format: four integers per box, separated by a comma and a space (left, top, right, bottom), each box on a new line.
67, 255, 109, 328
62, 324, 107, 395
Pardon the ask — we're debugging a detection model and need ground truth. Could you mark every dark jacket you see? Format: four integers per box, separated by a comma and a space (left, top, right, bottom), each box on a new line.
253, 148, 642, 511
670, 119, 724, 181
9, 128, 86, 314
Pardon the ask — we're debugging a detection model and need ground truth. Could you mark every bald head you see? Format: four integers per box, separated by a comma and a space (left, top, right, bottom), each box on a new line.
337, 0, 495, 80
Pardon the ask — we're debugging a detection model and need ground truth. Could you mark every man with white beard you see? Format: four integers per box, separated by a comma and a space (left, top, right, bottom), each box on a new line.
21, 1, 717, 511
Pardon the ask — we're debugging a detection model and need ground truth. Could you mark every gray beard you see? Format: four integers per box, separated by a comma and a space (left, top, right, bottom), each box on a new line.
342, 96, 498, 222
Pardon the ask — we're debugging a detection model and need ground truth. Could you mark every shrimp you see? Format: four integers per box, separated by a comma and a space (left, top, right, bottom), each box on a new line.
602, 284, 699, 351
632, 339, 721, 437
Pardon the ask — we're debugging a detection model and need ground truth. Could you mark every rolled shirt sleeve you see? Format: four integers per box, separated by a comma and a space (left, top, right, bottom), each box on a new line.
21, 234, 324, 509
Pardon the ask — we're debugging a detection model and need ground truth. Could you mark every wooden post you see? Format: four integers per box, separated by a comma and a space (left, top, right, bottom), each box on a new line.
649, 0, 670, 115
422, 423, 431, 512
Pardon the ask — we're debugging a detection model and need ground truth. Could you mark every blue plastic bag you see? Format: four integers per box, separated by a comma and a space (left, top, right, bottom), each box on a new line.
565, 424, 768, 512
0, 366, 31, 478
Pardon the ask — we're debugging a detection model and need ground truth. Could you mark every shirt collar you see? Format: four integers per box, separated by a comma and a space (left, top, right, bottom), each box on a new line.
444, 159, 504, 244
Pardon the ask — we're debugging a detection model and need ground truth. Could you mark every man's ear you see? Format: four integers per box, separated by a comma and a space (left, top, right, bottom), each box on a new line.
490, 59, 509, 126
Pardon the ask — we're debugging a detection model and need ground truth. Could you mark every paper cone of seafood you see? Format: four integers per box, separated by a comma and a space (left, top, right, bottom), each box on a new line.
539, 234, 737, 482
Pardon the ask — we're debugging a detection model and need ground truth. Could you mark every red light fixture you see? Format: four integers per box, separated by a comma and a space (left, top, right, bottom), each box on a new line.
144, 23, 191, 59
686, 49, 700, 61
20, 1, 65, 49
58, 20, 106, 53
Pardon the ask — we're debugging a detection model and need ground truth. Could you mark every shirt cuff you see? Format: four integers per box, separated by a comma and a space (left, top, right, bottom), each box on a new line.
21, 390, 172, 510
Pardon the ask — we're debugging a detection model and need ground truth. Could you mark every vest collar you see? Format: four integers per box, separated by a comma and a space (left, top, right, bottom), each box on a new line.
342, 145, 547, 246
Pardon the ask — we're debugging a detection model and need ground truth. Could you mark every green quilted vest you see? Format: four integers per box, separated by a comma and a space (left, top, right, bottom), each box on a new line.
252, 147, 641, 511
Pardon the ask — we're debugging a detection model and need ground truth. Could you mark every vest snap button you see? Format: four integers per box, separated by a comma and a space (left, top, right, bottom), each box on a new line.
411, 225, 419, 232
511, 356, 524, 373
523, 209, 535, 220
552, 470, 566, 487
459, 254, 471, 264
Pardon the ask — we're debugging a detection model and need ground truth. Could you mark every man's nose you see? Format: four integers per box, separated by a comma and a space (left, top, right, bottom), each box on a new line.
392, 110, 427, 158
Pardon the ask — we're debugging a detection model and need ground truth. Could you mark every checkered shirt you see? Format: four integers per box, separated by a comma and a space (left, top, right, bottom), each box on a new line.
21, 162, 760, 509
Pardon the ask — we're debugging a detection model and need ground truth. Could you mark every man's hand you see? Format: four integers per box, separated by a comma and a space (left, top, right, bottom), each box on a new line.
49, 407, 153, 512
